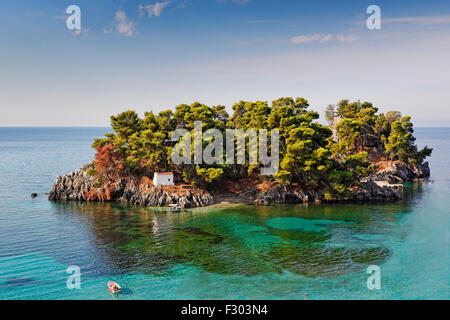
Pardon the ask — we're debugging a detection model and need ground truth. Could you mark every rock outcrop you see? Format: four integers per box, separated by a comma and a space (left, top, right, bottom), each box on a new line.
239, 184, 318, 205
49, 160, 412, 208
237, 180, 401, 205
48, 164, 213, 208
369, 161, 430, 183
330, 116, 343, 142
350, 180, 402, 201
49, 164, 95, 201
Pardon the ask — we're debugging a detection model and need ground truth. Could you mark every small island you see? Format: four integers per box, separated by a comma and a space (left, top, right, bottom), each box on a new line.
49, 97, 432, 208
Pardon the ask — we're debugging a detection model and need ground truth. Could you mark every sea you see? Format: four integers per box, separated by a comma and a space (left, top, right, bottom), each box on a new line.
0, 127, 448, 299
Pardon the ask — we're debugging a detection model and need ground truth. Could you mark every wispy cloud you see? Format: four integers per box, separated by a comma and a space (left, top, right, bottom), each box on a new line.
138, 2, 170, 18
114, 11, 136, 36
352, 14, 450, 27
335, 34, 357, 43
383, 14, 450, 25
288, 33, 333, 44
287, 33, 358, 44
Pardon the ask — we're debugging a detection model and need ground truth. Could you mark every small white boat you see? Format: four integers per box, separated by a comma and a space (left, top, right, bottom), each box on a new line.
169, 205, 181, 213
108, 281, 121, 294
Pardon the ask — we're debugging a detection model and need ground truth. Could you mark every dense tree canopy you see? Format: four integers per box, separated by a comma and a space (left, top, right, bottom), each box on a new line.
330, 99, 432, 166
90, 97, 431, 197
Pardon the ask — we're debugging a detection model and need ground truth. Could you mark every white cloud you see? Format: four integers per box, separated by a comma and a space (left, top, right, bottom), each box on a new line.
352, 14, 450, 27
336, 34, 357, 43
288, 33, 358, 44
289, 33, 333, 44
139, 2, 170, 18
114, 10, 136, 36
383, 14, 450, 25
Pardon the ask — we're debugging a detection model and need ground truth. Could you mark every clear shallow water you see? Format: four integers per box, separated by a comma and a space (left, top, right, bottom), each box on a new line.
0, 127, 448, 300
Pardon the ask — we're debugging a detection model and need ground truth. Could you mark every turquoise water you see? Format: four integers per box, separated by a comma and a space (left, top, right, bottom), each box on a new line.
0, 127, 448, 300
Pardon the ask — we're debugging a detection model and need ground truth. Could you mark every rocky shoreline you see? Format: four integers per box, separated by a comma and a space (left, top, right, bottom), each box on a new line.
236, 179, 403, 205
48, 160, 430, 208
48, 164, 214, 208
367, 161, 430, 183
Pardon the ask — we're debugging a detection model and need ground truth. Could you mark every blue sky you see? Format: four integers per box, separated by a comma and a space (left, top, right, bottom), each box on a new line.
1, 0, 450, 126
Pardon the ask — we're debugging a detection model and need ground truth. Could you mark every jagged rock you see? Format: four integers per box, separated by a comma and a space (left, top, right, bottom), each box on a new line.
241, 179, 401, 205
243, 184, 318, 205
330, 116, 343, 142
48, 163, 95, 201
352, 181, 401, 200
49, 160, 409, 208
48, 164, 213, 208
368, 161, 430, 182
412, 161, 430, 178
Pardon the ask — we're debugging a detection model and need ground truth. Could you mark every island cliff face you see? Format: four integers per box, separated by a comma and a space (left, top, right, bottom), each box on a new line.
48, 160, 429, 208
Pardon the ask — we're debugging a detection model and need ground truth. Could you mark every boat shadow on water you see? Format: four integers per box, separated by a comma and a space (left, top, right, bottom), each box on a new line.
119, 287, 133, 295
